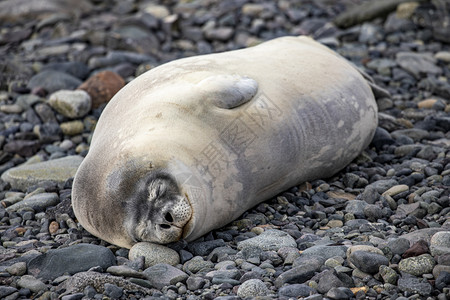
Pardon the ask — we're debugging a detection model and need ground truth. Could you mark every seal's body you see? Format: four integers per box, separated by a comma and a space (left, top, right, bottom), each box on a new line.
72, 36, 379, 248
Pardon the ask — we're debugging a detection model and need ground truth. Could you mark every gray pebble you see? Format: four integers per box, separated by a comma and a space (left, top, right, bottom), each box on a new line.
237, 229, 296, 251
237, 279, 270, 298
129, 242, 180, 268
17, 275, 48, 293
348, 251, 389, 274
143, 263, 188, 290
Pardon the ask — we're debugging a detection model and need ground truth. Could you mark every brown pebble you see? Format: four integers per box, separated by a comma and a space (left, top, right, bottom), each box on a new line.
49, 221, 59, 235
78, 71, 125, 109
402, 239, 429, 258
15, 227, 26, 235
417, 99, 437, 109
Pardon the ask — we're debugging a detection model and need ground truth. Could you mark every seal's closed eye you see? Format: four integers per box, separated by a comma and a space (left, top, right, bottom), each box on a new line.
197, 74, 258, 109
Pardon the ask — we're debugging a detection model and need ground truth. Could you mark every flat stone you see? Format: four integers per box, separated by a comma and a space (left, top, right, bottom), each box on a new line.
237, 229, 296, 251
48, 90, 91, 119
17, 275, 48, 293
278, 283, 317, 298
379, 265, 398, 285
1, 156, 83, 191
28, 244, 116, 281
396, 52, 442, 79
60, 121, 84, 136
398, 274, 432, 296
301, 245, 347, 261
382, 184, 409, 197
401, 228, 444, 245
6, 261, 27, 276
27, 70, 82, 94
0, 286, 18, 298
274, 259, 322, 288
430, 231, 450, 256
143, 263, 188, 290
129, 242, 180, 268
106, 265, 145, 279
5, 192, 59, 213
399, 254, 436, 276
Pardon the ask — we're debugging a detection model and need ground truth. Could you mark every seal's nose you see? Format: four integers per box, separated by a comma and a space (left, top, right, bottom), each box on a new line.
158, 196, 191, 230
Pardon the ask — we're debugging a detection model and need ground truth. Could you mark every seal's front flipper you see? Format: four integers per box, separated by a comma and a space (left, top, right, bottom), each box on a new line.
197, 74, 258, 109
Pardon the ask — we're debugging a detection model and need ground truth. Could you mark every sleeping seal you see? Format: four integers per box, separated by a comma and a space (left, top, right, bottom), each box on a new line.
72, 36, 383, 248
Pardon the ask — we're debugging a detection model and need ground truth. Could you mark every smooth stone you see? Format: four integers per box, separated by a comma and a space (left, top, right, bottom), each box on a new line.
187, 239, 226, 256
48, 90, 92, 119
186, 276, 207, 291
278, 283, 317, 298
5, 192, 59, 213
143, 263, 188, 290
382, 185, 409, 197
398, 274, 432, 296
435, 271, 450, 290
1, 156, 83, 191
27, 70, 82, 94
41, 61, 90, 80
435, 51, 450, 63
129, 242, 180, 268
237, 279, 270, 298
433, 265, 450, 279
28, 244, 116, 281
6, 261, 27, 276
0, 286, 18, 298
326, 287, 354, 300
78, 70, 125, 109
300, 245, 346, 261
348, 251, 389, 274
430, 231, 450, 256
398, 254, 436, 276
16, 275, 48, 293
106, 265, 145, 279
275, 259, 322, 288
317, 269, 351, 294
388, 238, 410, 255
60, 121, 84, 136
401, 228, 444, 245
237, 229, 296, 251
104, 283, 123, 299
396, 52, 442, 79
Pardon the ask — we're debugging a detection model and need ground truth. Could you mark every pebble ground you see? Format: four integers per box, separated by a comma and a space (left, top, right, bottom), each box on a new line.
0, 0, 449, 300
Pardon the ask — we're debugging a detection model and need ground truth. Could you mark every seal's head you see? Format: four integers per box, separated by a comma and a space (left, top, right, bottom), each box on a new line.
124, 171, 192, 244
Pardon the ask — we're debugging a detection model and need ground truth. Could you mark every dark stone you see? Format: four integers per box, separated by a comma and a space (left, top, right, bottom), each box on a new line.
104, 283, 123, 299
435, 271, 450, 291
275, 259, 322, 288
143, 263, 188, 290
187, 239, 226, 256
326, 287, 354, 300
28, 244, 116, 281
278, 284, 317, 298
349, 251, 389, 274
398, 274, 432, 296
27, 70, 82, 94
403, 240, 429, 258
3, 140, 40, 157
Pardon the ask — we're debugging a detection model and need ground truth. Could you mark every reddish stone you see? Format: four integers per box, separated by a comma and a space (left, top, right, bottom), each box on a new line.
78, 71, 125, 109
402, 239, 429, 258
49, 221, 59, 235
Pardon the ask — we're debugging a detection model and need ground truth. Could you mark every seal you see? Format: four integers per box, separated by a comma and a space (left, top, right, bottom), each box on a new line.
72, 36, 385, 248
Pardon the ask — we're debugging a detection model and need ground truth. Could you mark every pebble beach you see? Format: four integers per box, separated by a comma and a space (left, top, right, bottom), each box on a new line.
0, 0, 449, 299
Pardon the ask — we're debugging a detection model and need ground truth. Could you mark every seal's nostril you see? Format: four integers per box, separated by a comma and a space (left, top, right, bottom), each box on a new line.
164, 212, 173, 223
160, 224, 171, 229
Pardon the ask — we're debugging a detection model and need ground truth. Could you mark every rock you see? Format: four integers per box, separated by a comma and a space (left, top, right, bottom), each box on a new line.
402, 240, 430, 258
143, 263, 188, 290
6, 261, 27, 276
349, 251, 389, 274
48, 90, 91, 119
398, 274, 432, 296
17, 275, 48, 293
183, 256, 214, 273
5, 192, 59, 213
0, 286, 18, 298
433, 265, 450, 279
0, 0, 92, 24
435, 51, 450, 63
204, 27, 234, 41
104, 283, 123, 299
106, 265, 145, 279
379, 265, 398, 284
430, 231, 450, 256
27, 70, 82, 94
317, 269, 351, 294
3, 140, 41, 157
187, 239, 226, 256
237, 229, 296, 251
60, 121, 84, 136
237, 279, 270, 298
388, 238, 410, 255
186, 276, 207, 291
28, 244, 116, 281
41, 62, 90, 80
129, 242, 180, 268
396, 52, 442, 79
78, 71, 125, 109
334, 0, 408, 28
382, 185, 409, 197
1, 156, 83, 191
274, 259, 322, 288
278, 284, 317, 298
326, 287, 354, 300
435, 271, 450, 290
398, 254, 436, 276
300, 245, 347, 262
